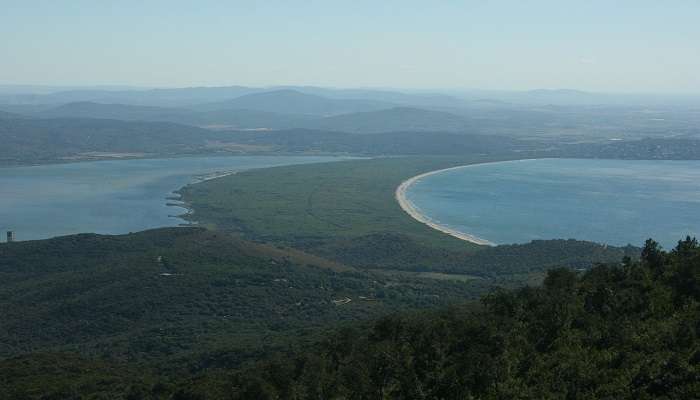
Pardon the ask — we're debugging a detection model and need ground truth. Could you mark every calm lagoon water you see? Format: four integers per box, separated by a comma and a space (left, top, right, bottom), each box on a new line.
0, 156, 344, 241
405, 159, 700, 249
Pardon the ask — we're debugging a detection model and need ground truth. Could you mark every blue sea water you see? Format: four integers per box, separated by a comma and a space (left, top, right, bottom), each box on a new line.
0, 156, 345, 241
405, 159, 700, 249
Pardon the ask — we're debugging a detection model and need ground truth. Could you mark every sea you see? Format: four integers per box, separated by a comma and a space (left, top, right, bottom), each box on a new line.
404, 158, 700, 249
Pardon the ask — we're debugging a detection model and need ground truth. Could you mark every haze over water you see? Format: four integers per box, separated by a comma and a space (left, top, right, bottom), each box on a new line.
0, 156, 343, 241
406, 159, 700, 249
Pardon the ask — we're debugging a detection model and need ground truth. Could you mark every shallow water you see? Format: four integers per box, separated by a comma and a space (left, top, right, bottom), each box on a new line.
0, 156, 344, 241
405, 159, 700, 249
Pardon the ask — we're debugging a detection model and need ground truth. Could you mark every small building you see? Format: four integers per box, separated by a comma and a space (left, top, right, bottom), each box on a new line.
6, 231, 15, 243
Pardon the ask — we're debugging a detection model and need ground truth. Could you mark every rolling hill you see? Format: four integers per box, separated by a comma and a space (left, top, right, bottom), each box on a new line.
220, 238, 699, 399
32, 101, 475, 134
0, 115, 535, 166
0, 227, 491, 369
33, 101, 313, 129
3, 231, 692, 399
196, 89, 394, 116
2, 85, 261, 107
0, 85, 463, 109
227, 128, 532, 155
303, 106, 473, 133
273, 86, 468, 108
35, 101, 195, 122
0, 117, 234, 164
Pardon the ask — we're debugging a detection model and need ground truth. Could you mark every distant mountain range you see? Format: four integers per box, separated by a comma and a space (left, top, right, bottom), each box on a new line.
31, 100, 476, 133
194, 89, 394, 116
2, 86, 700, 146
304, 107, 473, 133
0, 115, 531, 165
2, 84, 698, 109
18, 91, 479, 133
32, 101, 313, 129
0, 85, 459, 109
2, 112, 700, 166
0, 85, 260, 107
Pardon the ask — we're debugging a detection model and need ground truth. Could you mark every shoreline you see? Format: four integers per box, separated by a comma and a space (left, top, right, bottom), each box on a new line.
168, 171, 241, 224
395, 159, 538, 246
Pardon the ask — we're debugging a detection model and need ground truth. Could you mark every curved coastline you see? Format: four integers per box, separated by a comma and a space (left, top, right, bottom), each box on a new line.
395, 159, 538, 246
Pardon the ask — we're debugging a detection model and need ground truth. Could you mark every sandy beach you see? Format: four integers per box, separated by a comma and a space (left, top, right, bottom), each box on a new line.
395, 159, 537, 246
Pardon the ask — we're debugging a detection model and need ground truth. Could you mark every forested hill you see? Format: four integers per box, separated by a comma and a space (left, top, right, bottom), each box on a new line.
2, 234, 692, 398
0, 117, 236, 165
0, 226, 500, 396
224, 129, 534, 156
203, 237, 700, 399
4, 112, 700, 166
301, 107, 472, 133
0, 116, 535, 166
32, 101, 315, 129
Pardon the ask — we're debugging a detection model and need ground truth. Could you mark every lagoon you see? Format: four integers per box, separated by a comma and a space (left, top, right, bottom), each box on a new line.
0, 156, 344, 241
404, 159, 700, 249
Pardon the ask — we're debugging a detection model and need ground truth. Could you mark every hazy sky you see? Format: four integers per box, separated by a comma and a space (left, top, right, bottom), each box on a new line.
2, 1, 699, 93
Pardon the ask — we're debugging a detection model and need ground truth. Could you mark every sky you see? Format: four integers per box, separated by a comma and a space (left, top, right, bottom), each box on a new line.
2, 0, 699, 93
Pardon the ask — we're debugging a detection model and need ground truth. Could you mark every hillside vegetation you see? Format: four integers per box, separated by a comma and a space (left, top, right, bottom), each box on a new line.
303, 107, 472, 133
4, 236, 696, 399
225, 129, 533, 156
0, 228, 494, 367
0, 118, 229, 164
0, 115, 535, 166
201, 238, 700, 399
